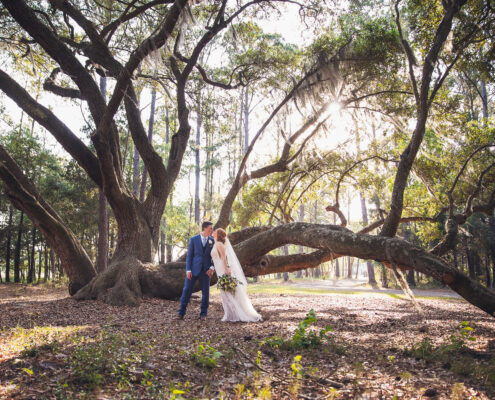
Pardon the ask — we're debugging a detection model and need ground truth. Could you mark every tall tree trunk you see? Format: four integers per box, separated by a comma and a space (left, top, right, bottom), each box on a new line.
489, 216, 495, 288
97, 76, 109, 273
13, 210, 24, 283
346, 257, 353, 279
27, 225, 36, 283
485, 247, 492, 288
346, 195, 352, 278
481, 80, 488, 120
381, 1, 465, 238
381, 266, 389, 288
203, 123, 210, 218
5, 206, 13, 282
139, 87, 156, 202
43, 244, 48, 282
360, 192, 377, 285
132, 145, 141, 197
37, 241, 42, 282
296, 204, 304, 278
50, 248, 55, 281
244, 87, 249, 153
194, 110, 201, 224
403, 223, 416, 287
452, 242, 458, 269
464, 235, 477, 279
283, 244, 289, 282
333, 213, 340, 278
160, 229, 166, 264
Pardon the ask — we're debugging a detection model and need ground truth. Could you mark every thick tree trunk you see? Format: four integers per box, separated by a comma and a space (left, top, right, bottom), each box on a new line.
5, 206, 13, 282
194, 111, 201, 224
13, 210, 24, 283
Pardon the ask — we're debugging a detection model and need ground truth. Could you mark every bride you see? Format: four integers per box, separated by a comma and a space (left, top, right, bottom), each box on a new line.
211, 228, 262, 322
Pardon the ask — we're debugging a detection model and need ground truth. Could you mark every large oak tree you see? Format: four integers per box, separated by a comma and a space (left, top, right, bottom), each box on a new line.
0, 0, 495, 317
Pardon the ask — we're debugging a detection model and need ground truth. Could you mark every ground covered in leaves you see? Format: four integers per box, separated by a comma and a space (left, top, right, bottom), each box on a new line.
0, 282, 494, 399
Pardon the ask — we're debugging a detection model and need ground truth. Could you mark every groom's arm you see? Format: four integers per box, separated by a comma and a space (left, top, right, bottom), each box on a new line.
185, 238, 194, 279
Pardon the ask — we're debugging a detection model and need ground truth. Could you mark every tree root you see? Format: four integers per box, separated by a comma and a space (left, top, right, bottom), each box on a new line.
73, 258, 215, 305
73, 256, 143, 306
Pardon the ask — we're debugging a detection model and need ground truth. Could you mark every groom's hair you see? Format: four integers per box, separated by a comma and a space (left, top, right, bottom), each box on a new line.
201, 221, 213, 230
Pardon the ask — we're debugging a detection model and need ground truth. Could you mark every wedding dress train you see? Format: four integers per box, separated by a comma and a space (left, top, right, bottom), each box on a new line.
211, 240, 262, 322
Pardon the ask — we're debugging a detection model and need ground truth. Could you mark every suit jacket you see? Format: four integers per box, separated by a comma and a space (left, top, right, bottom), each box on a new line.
186, 234, 215, 277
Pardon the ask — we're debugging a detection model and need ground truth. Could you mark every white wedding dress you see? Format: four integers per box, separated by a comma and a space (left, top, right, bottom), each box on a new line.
211, 239, 262, 322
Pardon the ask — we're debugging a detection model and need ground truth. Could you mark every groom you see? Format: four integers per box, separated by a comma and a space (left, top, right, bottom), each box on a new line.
177, 221, 215, 320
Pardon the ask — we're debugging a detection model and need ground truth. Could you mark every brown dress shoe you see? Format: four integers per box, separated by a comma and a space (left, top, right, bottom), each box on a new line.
175, 314, 184, 320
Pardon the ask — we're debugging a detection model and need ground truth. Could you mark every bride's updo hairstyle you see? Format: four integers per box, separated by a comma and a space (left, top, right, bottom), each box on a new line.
215, 228, 227, 244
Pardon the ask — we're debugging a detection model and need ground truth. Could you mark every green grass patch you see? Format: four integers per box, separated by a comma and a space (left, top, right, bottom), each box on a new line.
244, 284, 361, 296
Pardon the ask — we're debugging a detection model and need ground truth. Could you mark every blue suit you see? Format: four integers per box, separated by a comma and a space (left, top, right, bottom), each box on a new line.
178, 234, 214, 317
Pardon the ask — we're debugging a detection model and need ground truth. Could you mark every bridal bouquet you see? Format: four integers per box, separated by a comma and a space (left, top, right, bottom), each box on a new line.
217, 274, 242, 293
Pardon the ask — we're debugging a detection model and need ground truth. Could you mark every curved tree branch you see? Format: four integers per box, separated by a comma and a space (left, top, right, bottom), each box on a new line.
0, 68, 102, 187
234, 222, 495, 316
43, 68, 82, 99
0, 145, 96, 294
